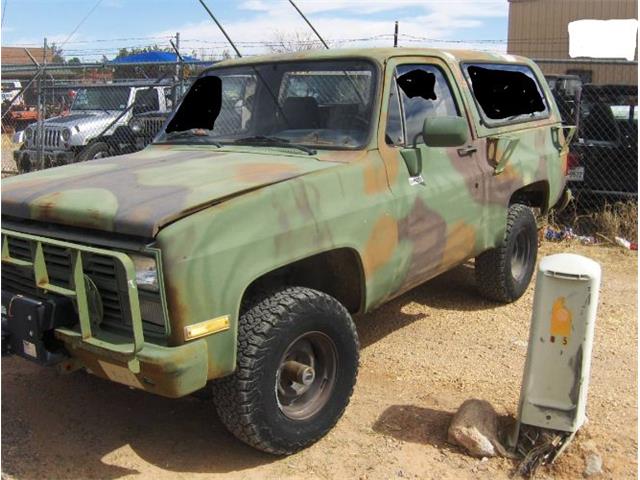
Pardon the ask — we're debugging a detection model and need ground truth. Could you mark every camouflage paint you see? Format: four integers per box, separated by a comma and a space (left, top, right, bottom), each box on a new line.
1, 48, 568, 395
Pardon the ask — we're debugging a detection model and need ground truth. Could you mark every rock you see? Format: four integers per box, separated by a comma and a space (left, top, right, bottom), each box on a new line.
447, 399, 508, 458
584, 452, 603, 477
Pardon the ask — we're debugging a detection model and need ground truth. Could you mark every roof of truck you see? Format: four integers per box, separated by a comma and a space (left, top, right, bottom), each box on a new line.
205, 47, 532, 71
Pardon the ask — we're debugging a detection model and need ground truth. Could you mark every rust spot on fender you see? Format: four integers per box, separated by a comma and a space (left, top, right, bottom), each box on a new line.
362, 215, 398, 277
166, 284, 190, 345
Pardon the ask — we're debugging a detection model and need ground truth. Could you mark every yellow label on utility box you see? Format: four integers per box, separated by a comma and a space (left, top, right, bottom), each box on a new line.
550, 297, 572, 337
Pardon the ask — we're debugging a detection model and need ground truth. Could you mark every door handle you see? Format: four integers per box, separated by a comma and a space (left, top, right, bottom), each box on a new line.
457, 145, 477, 156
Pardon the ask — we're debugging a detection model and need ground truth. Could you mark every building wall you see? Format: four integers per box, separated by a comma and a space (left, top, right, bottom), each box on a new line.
507, 0, 638, 85
2, 47, 54, 65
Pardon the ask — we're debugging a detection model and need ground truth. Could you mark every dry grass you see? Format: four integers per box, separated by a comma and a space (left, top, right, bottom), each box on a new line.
549, 200, 638, 243
1, 133, 19, 176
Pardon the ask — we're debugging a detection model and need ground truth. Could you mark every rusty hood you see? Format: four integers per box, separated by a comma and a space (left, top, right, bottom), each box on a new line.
2, 145, 339, 238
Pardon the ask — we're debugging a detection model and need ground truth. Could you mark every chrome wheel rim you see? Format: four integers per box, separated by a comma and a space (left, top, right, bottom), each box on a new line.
276, 331, 337, 421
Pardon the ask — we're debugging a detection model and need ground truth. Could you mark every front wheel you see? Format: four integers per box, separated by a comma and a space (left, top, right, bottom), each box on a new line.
475, 203, 538, 303
212, 287, 359, 455
77, 141, 110, 161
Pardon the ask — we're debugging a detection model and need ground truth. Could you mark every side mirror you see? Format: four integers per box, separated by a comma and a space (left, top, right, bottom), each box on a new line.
422, 116, 468, 147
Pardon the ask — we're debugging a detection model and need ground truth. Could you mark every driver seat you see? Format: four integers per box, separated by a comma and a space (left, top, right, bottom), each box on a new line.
282, 96, 320, 129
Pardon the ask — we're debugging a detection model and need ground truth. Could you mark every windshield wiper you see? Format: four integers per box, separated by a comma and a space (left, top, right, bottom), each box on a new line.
233, 136, 317, 155
157, 130, 222, 147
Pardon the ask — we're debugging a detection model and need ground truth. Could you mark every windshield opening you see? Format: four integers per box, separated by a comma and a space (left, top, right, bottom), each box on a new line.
157, 59, 377, 149
71, 86, 130, 111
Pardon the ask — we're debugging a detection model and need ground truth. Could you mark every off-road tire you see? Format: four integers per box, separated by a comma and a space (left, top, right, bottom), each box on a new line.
475, 203, 538, 303
77, 141, 110, 161
212, 287, 359, 455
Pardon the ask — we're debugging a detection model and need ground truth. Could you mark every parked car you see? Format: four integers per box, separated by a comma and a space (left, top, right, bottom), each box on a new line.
128, 110, 169, 149
545, 74, 582, 126
13, 82, 172, 173
1, 48, 571, 455
567, 84, 637, 200
1, 79, 23, 106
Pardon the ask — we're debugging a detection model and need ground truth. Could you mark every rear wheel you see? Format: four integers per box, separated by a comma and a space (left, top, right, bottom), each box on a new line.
212, 287, 359, 455
475, 203, 538, 303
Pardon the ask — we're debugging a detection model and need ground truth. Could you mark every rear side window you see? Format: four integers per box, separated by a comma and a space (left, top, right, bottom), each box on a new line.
463, 63, 548, 126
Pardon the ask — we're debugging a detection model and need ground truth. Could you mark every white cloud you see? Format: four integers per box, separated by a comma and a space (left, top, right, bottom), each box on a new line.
161, 0, 507, 59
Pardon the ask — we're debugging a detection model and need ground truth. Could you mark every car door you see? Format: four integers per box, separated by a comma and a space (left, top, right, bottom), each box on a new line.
378, 57, 486, 294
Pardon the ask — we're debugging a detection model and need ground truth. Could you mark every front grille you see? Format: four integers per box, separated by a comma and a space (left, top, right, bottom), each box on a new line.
30, 128, 61, 149
1, 235, 165, 334
142, 117, 165, 137
43, 128, 61, 148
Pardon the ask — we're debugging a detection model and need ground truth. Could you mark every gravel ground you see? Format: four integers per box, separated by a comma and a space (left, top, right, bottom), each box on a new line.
1, 241, 636, 479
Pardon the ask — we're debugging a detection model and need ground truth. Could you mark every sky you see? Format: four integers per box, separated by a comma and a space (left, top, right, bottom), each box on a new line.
1, 0, 510, 62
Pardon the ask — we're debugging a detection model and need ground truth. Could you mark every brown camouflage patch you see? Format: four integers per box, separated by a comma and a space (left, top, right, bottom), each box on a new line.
441, 221, 477, 268
362, 214, 398, 277
397, 198, 447, 291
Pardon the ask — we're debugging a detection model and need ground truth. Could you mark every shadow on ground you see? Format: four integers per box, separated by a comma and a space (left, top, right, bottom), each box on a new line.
373, 404, 456, 448
357, 262, 498, 349
1, 361, 276, 479
373, 404, 517, 456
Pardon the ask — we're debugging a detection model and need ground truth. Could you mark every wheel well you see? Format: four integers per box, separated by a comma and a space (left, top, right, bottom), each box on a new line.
509, 181, 550, 214
242, 248, 365, 314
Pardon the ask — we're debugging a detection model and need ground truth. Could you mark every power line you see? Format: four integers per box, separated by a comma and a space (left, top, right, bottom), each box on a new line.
59, 0, 103, 48
1, 0, 8, 28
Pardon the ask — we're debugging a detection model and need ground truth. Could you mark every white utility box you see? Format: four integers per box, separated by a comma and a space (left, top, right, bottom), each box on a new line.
513, 253, 601, 441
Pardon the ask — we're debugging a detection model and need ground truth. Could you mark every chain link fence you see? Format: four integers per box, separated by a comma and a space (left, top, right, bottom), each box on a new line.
1, 54, 637, 238
539, 58, 637, 240
1, 59, 211, 176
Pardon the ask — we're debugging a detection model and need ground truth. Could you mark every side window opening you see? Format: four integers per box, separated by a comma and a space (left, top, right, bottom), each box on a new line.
395, 65, 459, 144
133, 88, 160, 114
464, 63, 548, 124
385, 76, 404, 146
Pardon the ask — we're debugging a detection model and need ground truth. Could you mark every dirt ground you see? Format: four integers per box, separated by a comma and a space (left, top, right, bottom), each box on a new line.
1, 242, 637, 480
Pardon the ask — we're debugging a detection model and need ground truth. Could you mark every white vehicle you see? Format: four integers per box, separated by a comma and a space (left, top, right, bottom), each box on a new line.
14, 83, 172, 173
1, 80, 23, 105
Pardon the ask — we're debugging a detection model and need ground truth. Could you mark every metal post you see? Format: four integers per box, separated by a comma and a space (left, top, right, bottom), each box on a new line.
197, 0, 242, 58
288, 0, 329, 49
394, 21, 399, 47
37, 38, 47, 171
174, 32, 180, 110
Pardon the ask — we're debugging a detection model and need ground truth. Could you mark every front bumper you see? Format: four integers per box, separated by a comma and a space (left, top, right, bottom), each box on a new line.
56, 328, 209, 398
13, 148, 74, 172
1, 228, 209, 398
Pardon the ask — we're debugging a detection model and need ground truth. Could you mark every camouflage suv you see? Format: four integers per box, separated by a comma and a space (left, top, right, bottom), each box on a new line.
1, 48, 571, 455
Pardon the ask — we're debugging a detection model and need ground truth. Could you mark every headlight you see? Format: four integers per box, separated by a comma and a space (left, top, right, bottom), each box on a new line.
24, 127, 33, 140
61, 128, 72, 141
130, 118, 143, 134
130, 254, 159, 292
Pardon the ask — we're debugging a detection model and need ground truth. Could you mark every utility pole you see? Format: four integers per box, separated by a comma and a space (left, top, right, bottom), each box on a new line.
394, 21, 399, 48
